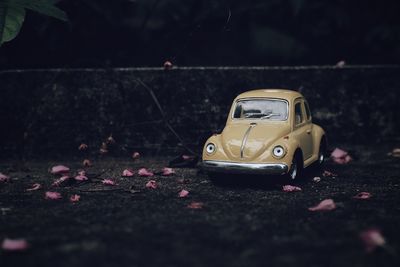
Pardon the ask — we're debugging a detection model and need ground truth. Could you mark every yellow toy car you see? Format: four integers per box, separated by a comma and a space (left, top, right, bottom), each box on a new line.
202, 89, 326, 180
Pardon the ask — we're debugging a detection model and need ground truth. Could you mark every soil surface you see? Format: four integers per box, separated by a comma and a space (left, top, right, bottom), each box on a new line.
1, 145, 400, 267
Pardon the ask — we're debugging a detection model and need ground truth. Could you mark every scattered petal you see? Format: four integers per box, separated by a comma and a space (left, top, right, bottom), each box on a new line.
145, 180, 157, 189
106, 134, 115, 144
83, 159, 92, 167
138, 168, 154, 177
322, 170, 337, 177
308, 199, 336, 211
161, 167, 175, 176
74, 174, 88, 181
360, 228, 386, 252
282, 185, 302, 192
50, 165, 70, 175
1, 238, 29, 251
163, 60, 173, 70
388, 148, 400, 158
132, 152, 140, 160
179, 189, 189, 198
102, 179, 116, 186
26, 183, 42, 191
335, 60, 346, 68
331, 148, 352, 164
52, 175, 71, 187
70, 194, 81, 202
0, 173, 10, 182
353, 192, 372, 200
313, 177, 321, 182
187, 202, 204, 209
78, 143, 88, 151
45, 191, 62, 200
122, 169, 135, 177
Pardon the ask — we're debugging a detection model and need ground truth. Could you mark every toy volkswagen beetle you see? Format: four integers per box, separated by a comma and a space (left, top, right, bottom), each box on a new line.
202, 89, 326, 180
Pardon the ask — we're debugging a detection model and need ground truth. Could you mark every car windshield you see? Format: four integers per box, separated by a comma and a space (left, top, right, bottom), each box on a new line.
233, 99, 288, 121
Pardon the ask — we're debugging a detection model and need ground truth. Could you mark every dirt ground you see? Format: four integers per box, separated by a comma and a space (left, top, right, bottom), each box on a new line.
1, 144, 400, 267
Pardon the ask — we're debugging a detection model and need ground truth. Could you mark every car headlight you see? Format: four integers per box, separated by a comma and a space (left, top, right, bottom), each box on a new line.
272, 145, 286, 158
206, 143, 216, 154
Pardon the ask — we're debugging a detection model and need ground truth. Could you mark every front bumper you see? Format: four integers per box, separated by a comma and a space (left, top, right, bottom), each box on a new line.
202, 160, 288, 175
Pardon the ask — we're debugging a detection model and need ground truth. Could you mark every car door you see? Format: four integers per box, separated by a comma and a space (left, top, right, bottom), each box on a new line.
292, 99, 313, 160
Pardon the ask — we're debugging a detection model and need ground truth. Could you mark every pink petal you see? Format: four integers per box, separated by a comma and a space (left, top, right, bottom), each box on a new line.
335, 60, 346, 68
282, 185, 302, 192
52, 175, 71, 187
82, 159, 92, 167
132, 152, 140, 160
179, 189, 189, 198
331, 148, 352, 164
78, 143, 88, 150
70, 194, 81, 202
163, 60, 173, 70
187, 202, 204, 209
50, 165, 70, 175
106, 135, 115, 144
322, 170, 337, 177
161, 167, 175, 176
1, 238, 29, 251
308, 199, 336, 211
0, 173, 10, 182
26, 183, 42, 191
138, 168, 154, 177
45, 191, 62, 200
360, 228, 386, 252
313, 177, 321, 182
145, 180, 157, 189
102, 179, 116, 186
122, 169, 135, 177
353, 192, 372, 200
74, 174, 88, 181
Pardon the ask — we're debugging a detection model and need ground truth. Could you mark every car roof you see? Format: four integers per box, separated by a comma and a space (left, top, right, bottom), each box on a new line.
235, 89, 304, 101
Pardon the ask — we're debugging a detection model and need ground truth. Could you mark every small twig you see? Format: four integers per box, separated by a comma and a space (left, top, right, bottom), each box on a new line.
135, 79, 199, 156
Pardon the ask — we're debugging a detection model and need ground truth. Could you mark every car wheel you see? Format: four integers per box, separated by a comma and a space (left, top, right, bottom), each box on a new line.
287, 152, 302, 180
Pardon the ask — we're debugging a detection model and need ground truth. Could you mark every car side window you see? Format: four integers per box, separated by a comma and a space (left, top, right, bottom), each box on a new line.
294, 102, 303, 126
304, 101, 311, 121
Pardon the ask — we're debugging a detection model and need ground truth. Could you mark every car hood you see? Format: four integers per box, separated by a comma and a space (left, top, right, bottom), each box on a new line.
221, 122, 291, 161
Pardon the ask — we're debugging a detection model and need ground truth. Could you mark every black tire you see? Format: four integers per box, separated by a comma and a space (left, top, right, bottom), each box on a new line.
287, 151, 303, 181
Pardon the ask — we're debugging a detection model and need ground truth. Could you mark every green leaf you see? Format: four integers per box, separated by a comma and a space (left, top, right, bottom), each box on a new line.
13, 0, 68, 21
0, 2, 26, 46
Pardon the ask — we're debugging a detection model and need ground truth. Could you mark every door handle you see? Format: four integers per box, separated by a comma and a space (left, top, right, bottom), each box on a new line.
306, 129, 311, 134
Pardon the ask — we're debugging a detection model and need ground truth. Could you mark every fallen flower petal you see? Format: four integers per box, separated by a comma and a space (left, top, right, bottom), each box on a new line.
132, 152, 140, 160
335, 60, 346, 68
145, 180, 157, 189
308, 199, 336, 211
78, 143, 88, 151
83, 159, 92, 167
70, 194, 81, 202
138, 168, 154, 177
75, 174, 88, 181
0, 173, 10, 182
313, 177, 321, 182
187, 202, 204, 209
52, 175, 71, 187
102, 179, 116, 186
26, 183, 42, 191
163, 60, 173, 70
353, 192, 372, 200
50, 165, 70, 175
322, 170, 337, 177
122, 169, 135, 177
106, 134, 115, 144
360, 228, 386, 252
45, 191, 62, 200
179, 189, 189, 198
1, 238, 29, 251
162, 167, 175, 176
388, 148, 400, 158
331, 148, 352, 164
282, 185, 302, 192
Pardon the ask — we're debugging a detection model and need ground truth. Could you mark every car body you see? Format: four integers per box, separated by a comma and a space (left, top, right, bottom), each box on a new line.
202, 89, 326, 180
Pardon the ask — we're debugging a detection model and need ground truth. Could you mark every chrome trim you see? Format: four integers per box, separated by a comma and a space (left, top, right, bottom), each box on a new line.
240, 123, 256, 158
202, 160, 288, 175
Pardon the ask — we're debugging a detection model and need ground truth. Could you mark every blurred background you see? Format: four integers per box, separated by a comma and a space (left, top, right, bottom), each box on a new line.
1, 0, 400, 69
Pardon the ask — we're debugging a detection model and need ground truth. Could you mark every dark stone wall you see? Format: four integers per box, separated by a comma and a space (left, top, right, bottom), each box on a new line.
0, 66, 399, 158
